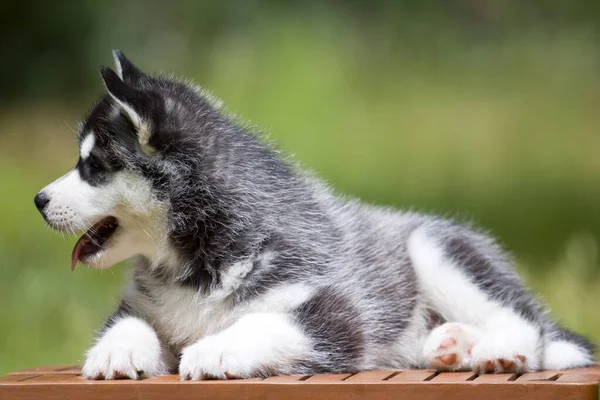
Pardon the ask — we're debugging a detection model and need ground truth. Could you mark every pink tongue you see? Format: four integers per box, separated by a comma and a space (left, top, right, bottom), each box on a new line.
71, 237, 87, 271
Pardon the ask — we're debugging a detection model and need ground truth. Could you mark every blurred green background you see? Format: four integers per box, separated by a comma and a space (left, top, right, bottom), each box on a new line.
1, 0, 600, 375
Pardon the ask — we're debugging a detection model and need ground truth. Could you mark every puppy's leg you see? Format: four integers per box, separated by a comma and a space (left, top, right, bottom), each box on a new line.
179, 313, 312, 380
82, 301, 167, 380
409, 226, 543, 373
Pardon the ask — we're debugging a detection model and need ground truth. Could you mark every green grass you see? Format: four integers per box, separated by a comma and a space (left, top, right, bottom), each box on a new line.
1, 18, 599, 375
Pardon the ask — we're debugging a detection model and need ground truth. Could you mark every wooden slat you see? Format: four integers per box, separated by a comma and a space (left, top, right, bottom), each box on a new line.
562, 366, 600, 376
304, 373, 353, 382
59, 375, 265, 384
430, 372, 477, 382
263, 375, 307, 382
9, 365, 79, 375
23, 375, 78, 383
53, 366, 82, 375
0, 375, 40, 383
556, 374, 600, 383
516, 371, 561, 381
143, 375, 181, 383
473, 373, 517, 382
344, 370, 397, 382
387, 370, 437, 382
59, 375, 142, 384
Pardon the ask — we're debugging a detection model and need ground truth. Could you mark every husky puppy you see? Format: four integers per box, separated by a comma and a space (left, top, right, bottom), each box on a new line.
34, 50, 594, 380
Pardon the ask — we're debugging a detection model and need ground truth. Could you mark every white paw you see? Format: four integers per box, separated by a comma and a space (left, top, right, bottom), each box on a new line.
423, 322, 482, 371
179, 313, 312, 380
82, 317, 167, 380
179, 335, 258, 380
470, 334, 530, 374
468, 315, 540, 374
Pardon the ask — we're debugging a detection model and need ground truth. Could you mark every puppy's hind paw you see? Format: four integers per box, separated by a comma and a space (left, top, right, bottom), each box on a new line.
423, 322, 482, 371
470, 336, 531, 374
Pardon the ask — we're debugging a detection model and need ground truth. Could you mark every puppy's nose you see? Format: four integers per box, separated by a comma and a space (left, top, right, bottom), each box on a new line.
34, 192, 50, 212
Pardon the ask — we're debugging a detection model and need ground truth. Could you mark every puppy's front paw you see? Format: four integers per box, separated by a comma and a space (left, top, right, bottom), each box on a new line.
82, 317, 166, 380
179, 335, 258, 380
179, 313, 312, 380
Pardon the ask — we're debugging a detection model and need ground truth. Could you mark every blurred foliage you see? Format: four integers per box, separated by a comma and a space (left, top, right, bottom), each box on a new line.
1, 0, 600, 376
2, 0, 600, 102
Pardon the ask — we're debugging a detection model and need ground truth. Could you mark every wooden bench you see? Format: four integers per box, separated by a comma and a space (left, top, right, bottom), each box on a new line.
1, 365, 599, 400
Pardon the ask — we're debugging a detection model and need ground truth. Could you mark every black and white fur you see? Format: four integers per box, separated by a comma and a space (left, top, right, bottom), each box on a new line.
35, 50, 594, 380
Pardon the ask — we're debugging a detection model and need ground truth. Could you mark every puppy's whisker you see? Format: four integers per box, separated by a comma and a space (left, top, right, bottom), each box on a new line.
136, 220, 153, 239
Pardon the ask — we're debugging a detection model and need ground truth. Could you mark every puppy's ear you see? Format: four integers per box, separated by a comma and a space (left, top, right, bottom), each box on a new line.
100, 66, 146, 125
112, 49, 144, 84
100, 66, 144, 106
100, 66, 157, 155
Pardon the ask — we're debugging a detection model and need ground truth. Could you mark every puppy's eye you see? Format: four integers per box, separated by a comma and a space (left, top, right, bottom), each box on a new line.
88, 155, 105, 172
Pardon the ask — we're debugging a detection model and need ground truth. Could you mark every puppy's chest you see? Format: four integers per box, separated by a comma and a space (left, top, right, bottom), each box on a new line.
141, 286, 241, 349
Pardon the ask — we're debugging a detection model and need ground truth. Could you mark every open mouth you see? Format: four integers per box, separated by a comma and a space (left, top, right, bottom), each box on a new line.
71, 216, 119, 271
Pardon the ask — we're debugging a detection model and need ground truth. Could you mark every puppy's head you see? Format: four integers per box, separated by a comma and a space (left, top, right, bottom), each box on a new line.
34, 50, 198, 270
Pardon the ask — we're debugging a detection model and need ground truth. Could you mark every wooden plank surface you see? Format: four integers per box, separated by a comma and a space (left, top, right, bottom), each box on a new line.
1, 366, 599, 400
8, 365, 80, 376
557, 374, 600, 383
144, 375, 182, 383
263, 375, 307, 382
344, 370, 396, 382
304, 373, 353, 382
473, 373, 517, 382
0, 375, 40, 383
387, 370, 437, 382
0, 380, 597, 400
516, 370, 561, 381
561, 366, 600, 376
23, 375, 80, 383
430, 372, 477, 382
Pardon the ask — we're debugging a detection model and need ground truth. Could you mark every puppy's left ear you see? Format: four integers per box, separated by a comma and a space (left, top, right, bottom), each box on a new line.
112, 49, 145, 84
100, 66, 158, 155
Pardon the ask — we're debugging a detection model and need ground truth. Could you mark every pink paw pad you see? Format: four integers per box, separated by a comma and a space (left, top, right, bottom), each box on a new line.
435, 338, 459, 365
424, 322, 482, 371
473, 353, 527, 374
440, 338, 457, 349
438, 353, 457, 366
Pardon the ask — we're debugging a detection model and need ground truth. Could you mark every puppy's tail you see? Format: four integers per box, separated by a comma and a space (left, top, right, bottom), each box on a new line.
543, 326, 595, 370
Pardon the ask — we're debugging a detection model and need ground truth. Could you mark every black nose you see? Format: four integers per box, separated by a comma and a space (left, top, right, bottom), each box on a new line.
34, 192, 50, 212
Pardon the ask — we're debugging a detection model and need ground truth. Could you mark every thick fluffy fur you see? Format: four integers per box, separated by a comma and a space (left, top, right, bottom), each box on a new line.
36, 50, 594, 380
